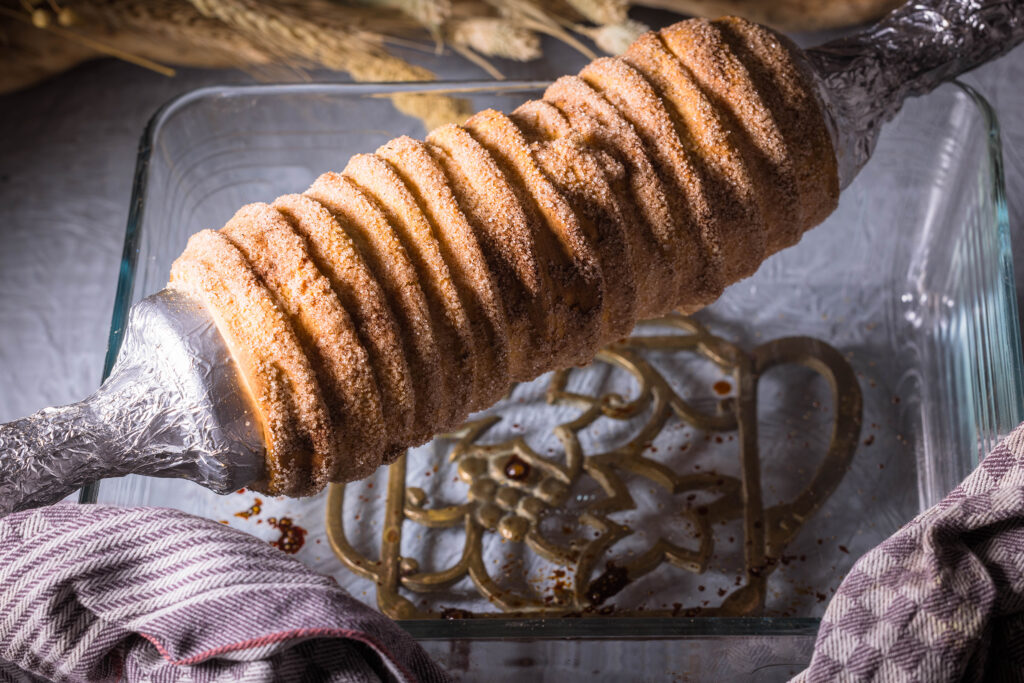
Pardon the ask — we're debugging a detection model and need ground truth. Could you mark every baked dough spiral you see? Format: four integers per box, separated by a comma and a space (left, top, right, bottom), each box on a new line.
169, 17, 838, 496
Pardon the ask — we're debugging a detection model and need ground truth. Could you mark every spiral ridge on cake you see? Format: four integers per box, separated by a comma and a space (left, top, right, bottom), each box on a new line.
169, 17, 838, 496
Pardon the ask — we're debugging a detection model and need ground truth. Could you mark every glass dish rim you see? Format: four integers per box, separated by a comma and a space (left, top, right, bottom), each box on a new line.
79, 79, 1018, 640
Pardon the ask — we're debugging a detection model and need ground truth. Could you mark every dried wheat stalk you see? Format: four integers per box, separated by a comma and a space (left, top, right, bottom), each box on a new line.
2, 0, 899, 128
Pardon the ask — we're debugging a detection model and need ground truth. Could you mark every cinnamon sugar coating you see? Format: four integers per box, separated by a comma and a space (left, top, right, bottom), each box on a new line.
617, 38, 767, 287
342, 153, 474, 428
169, 229, 330, 496
220, 203, 384, 487
543, 75, 683, 319
272, 193, 415, 458
426, 122, 551, 379
660, 20, 800, 254
305, 172, 443, 449
511, 100, 638, 340
713, 17, 839, 233
168, 17, 838, 496
462, 108, 605, 370
376, 136, 511, 408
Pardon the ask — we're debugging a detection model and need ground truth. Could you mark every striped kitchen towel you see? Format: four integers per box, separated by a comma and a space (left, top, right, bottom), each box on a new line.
0, 504, 449, 682
795, 422, 1024, 682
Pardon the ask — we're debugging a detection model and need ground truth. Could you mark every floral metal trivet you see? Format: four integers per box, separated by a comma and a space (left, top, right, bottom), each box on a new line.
325, 315, 862, 618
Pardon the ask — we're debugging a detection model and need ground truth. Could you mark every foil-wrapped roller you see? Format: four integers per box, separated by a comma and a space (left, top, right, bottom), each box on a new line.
0, 291, 264, 515
807, 0, 1024, 186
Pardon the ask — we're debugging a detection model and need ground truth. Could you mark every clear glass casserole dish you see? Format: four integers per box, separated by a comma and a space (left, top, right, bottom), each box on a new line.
81, 80, 1022, 678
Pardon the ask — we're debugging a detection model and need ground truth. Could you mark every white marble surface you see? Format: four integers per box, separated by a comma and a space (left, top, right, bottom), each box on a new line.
0, 14, 1021, 422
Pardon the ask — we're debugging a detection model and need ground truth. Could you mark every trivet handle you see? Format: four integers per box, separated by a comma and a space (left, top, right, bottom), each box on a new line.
806, 0, 1024, 186
0, 291, 265, 516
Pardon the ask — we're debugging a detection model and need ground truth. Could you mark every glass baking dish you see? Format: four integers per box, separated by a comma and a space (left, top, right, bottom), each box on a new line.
83, 80, 1022, 678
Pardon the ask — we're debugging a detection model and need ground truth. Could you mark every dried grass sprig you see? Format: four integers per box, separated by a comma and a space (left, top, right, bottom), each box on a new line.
354, 0, 451, 37
3, 0, 902, 128
447, 17, 541, 61
449, 43, 504, 79
575, 18, 647, 55
0, 3, 175, 75
563, 0, 629, 25
74, 0, 276, 69
487, 0, 597, 60
183, 0, 472, 129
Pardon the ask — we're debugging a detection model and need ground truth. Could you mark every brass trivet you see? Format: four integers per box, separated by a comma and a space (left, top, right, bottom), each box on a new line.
325, 315, 862, 618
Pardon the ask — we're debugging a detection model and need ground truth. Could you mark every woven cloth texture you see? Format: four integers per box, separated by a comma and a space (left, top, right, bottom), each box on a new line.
0, 504, 450, 682
796, 421, 1024, 681
9, 420, 1024, 680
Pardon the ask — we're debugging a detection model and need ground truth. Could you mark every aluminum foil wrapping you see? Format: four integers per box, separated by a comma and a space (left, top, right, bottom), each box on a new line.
0, 290, 264, 515
806, 0, 1024, 188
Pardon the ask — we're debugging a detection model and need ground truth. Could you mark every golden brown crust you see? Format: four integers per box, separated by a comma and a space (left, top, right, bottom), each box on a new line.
171, 17, 840, 494
660, 20, 801, 254
542, 75, 679, 319
616, 38, 767, 287
510, 99, 638, 339
580, 57, 730, 306
713, 16, 838, 235
220, 203, 384, 486
462, 109, 604, 370
305, 172, 443, 447
425, 123, 552, 379
342, 153, 474, 428
375, 136, 511, 407
272, 193, 414, 462
169, 229, 329, 496
510, 99, 573, 141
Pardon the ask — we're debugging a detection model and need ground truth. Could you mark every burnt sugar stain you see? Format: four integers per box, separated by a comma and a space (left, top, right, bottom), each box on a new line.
585, 562, 630, 606
504, 454, 530, 480
234, 498, 263, 520
267, 516, 306, 554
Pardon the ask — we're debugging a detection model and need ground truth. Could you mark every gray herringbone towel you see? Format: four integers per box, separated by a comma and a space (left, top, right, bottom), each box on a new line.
0, 504, 449, 682
796, 422, 1024, 682
8, 418, 1024, 682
